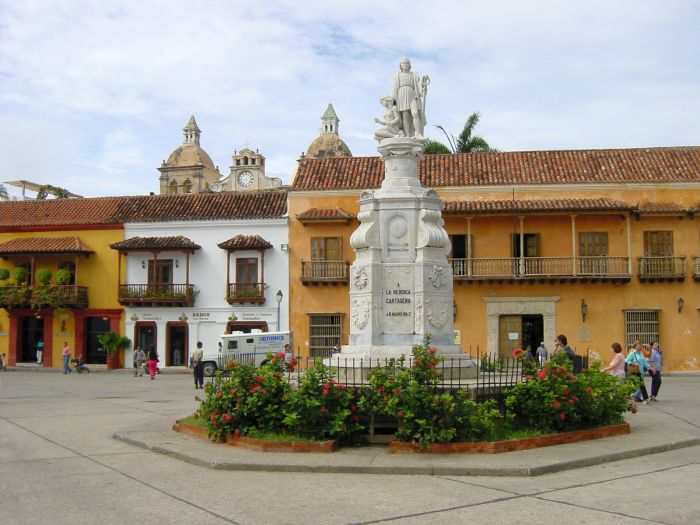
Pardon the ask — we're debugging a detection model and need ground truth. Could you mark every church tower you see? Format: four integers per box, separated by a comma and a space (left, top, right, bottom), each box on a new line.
305, 104, 352, 159
158, 116, 221, 195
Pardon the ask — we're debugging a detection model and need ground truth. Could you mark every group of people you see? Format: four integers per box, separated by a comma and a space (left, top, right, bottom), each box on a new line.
132, 346, 161, 380
604, 340, 663, 404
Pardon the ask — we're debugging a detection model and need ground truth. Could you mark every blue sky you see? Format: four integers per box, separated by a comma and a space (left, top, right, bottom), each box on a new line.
1, 0, 698, 198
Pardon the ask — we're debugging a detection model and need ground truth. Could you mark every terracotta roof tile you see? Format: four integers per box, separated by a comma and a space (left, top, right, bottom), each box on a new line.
217, 235, 273, 250
292, 147, 700, 190
0, 237, 94, 255
0, 190, 288, 230
443, 198, 633, 215
296, 207, 356, 222
110, 236, 201, 251
636, 201, 688, 214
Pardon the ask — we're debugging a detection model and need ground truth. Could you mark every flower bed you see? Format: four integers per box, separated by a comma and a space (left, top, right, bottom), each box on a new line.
389, 422, 630, 453
225, 434, 337, 453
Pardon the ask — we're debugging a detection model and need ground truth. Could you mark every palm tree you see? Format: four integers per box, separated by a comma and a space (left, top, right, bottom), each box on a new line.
426, 112, 497, 154
0, 184, 9, 201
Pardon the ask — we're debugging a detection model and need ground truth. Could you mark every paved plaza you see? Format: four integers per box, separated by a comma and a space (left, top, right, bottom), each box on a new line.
2, 369, 700, 524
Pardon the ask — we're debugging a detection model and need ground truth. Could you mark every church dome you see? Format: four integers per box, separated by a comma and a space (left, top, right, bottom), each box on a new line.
164, 143, 216, 170
306, 133, 353, 159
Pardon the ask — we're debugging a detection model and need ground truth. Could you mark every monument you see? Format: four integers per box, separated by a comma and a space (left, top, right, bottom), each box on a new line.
337, 58, 466, 360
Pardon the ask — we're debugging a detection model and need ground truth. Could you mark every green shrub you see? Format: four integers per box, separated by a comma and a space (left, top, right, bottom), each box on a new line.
12, 266, 27, 284
504, 353, 635, 433
283, 360, 364, 442
35, 268, 52, 285
56, 268, 72, 285
359, 338, 501, 449
0, 268, 9, 281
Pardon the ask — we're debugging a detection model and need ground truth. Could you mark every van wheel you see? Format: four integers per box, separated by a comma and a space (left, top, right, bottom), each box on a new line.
202, 362, 217, 377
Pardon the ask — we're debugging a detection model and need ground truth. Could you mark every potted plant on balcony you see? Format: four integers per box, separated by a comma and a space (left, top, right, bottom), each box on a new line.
97, 331, 131, 370
0, 268, 8, 303
31, 268, 54, 311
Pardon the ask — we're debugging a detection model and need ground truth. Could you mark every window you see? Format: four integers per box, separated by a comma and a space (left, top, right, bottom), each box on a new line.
15, 262, 32, 285
512, 233, 540, 258
182, 179, 192, 194
311, 237, 343, 260
309, 314, 342, 358
148, 260, 173, 285
58, 262, 76, 285
624, 310, 659, 348
448, 234, 471, 259
169, 180, 178, 195
235, 257, 259, 296
644, 231, 673, 256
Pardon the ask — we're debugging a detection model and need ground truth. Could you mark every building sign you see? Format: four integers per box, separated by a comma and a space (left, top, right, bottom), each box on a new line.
383, 266, 413, 333
140, 313, 162, 321
192, 312, 210, 320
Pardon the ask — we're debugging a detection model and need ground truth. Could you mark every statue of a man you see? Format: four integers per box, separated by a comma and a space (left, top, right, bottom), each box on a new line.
392, 58, 430, 139
373, 95, 404, 141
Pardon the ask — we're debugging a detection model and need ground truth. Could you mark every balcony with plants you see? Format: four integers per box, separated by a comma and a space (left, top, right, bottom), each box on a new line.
117, 283, 197, 307
0, 267, 88, 310
227, 282, 265, 304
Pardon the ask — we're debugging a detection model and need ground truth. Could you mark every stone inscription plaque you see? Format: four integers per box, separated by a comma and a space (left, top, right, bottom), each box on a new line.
383, 266, 414, 334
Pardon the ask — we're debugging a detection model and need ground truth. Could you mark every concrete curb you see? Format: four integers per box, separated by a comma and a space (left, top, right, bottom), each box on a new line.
112, 430, 700, 478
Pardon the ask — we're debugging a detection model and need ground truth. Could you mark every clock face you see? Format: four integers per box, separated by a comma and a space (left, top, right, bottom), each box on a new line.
238, 171, 254, 187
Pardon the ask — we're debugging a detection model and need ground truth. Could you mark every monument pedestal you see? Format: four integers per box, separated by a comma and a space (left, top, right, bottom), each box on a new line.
337, 138, 470, 364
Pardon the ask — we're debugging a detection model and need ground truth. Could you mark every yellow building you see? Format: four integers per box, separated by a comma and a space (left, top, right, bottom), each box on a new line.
288, 147, 700, 371
0, 198, 125, 367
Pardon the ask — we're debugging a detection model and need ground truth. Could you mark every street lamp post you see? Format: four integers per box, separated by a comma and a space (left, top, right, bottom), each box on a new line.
276, 290, 283, 331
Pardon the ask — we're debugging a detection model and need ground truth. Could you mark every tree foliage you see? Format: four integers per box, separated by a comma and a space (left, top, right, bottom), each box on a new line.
425, 112, 498, 155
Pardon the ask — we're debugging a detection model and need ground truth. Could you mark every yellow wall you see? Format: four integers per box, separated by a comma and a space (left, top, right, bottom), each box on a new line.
0, 228, 125, 367
289, 187, 700, 371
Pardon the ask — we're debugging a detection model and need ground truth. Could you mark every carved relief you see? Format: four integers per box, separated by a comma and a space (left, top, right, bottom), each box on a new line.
427, 265, 447, 288
426, 298, 449, 329
416, 209, 450, 250
352, 298, 371, 329
352, 267, 369, 289
350, 209, 380, 250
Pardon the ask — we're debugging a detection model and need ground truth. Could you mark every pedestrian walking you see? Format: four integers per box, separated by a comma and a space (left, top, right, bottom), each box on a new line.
192, 341, 204, 389
0, 352, 7, 371
36, 338, 44, 365
649, 342, 663, 401
553, 334, 575, 361
61, 342, 72, 374
602, 342, 626, 382
626, 340, 651, 403
133, 347, 145, 377
147, 346, 158, 380
284, 343, 293, 363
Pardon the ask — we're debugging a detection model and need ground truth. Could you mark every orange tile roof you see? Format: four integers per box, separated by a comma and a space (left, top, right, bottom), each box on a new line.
0, 236, 94, 255
635, 201, 689, 214
296, 207, 356, 222
0, 190, 288, 230
217, 235, 273, 250
292, 147, 700, 190
110, 236, 201, 251
443, 198, 633, 215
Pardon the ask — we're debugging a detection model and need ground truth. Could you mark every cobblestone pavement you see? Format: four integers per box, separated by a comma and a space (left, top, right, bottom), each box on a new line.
1, 370, 699, 524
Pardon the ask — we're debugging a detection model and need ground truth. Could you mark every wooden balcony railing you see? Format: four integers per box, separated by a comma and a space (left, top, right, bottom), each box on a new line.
0, 285, 88, 309
118, 283, 196, 306
450, 256, 631, 283
301, 260, 350, 285
694, 257, 700, 282
227, 282, 265, 304
638, 256, 687, 281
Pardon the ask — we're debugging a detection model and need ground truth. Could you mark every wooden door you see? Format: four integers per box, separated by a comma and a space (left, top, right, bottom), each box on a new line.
498, 315, 522, 358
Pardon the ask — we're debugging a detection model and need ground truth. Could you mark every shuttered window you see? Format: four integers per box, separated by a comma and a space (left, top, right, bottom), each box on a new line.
624, 310, 659, 348
309, 314, 342, 358
311, 237, 343, 260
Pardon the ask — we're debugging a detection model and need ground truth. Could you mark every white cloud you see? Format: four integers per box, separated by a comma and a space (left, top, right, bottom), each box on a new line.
0, 0, 698, 196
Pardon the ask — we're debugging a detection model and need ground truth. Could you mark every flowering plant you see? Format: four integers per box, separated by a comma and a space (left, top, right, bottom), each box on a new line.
283, 360, 364, 442
360, 338, 500, 449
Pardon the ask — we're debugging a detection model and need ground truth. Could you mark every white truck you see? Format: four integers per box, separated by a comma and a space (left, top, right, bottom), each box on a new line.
201, 330, 292, 376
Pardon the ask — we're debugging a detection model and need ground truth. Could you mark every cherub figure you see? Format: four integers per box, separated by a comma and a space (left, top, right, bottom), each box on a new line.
373, 95, 404, 141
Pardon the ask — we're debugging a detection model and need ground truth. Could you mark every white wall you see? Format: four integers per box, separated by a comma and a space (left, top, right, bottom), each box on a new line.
122, 218, 288, 367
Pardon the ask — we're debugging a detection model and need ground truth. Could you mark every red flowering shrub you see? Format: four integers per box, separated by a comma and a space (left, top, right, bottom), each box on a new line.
505, 353, 636, 432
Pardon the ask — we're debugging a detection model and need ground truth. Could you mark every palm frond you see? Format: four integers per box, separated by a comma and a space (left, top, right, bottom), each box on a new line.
435, 125, 457, 153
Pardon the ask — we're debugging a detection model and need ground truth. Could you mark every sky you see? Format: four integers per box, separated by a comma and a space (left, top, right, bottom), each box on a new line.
0, 0, 699, 198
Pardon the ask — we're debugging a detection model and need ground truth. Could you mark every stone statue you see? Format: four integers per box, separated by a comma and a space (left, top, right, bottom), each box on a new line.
373, 95, 404, 141
392, 58, 430, 139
